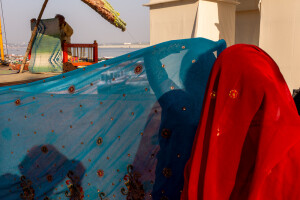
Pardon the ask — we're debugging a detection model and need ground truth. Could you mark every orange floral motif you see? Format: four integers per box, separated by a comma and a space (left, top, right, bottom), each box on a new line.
15, 99, 21, 105
134, 65, 143, 74
121, 165, 145, 199
68, 85, 75, 93
20, 176, 35, 200
65, 171, 84, 199
97, 169, 104, 177
161, 129, 172, 139
97, 137, 103, 145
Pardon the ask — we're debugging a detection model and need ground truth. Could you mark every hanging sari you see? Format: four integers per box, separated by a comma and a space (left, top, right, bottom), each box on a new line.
0, 38, 225, 200
181, 44, 300, 200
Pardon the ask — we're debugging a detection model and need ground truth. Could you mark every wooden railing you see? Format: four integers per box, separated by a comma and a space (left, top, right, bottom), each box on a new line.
63, 40, 98, 67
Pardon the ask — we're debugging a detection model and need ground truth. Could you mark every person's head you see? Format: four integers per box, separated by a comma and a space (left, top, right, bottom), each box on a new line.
55, 14, 65, 26
30, 18, 36, 23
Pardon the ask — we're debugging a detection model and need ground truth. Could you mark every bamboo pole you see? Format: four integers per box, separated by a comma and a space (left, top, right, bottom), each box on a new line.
19, 0, 49, 73
0, 16, 5, 61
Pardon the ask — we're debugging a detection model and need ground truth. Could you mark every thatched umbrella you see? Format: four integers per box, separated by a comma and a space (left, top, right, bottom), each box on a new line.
82, 0, 126, 32
19, 0, 126, 73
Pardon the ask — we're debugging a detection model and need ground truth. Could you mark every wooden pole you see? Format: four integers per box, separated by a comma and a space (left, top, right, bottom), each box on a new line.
19, 0, 49, 73
0, 16, 5, 61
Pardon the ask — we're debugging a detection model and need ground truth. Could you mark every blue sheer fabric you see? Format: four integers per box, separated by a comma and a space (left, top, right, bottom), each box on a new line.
0, 38, 226, 200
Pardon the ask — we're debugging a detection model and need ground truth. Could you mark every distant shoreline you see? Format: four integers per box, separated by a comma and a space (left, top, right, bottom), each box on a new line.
98, 44, 149, 49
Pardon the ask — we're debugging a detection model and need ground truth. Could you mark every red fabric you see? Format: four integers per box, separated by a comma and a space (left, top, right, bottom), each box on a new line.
181, 44, 300, 200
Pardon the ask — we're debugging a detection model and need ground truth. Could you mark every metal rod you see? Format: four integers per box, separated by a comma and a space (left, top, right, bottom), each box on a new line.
19, 0, 49, 73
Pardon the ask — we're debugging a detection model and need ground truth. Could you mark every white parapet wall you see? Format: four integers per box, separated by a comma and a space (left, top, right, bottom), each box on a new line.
235, 0, 261, 46
259, 0, 300, 91
195, 0, 238, 46
144, 0, 199, 45
145, 0, 238, 46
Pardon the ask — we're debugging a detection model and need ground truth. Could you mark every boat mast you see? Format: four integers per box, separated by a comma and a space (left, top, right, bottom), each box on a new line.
0, 15, 4, 61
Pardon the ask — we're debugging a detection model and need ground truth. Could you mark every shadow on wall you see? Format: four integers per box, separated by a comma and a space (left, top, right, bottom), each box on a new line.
216, 2, 236, 46
0, 145, 86, 200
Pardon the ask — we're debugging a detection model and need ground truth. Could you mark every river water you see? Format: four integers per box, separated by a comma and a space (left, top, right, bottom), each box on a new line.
7, 47, 142, 58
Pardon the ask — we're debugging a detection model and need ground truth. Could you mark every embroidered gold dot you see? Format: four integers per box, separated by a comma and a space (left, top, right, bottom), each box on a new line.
170, 86, 175, 90
192, 60, 196, 63
229, 89, 238, 99
217, 128, 221, 136
163, 168, 172, 178
210, 91, 216, 99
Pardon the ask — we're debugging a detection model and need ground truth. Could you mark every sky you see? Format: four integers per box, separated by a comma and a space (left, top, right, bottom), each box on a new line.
0, 0, 150, 44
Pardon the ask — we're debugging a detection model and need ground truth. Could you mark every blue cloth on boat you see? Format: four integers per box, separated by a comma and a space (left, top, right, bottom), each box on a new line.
0, 38, 226, 200
29, 18, 63, 73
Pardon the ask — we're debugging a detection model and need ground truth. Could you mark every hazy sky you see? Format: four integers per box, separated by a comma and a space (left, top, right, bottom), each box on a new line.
0, 0, 150, 44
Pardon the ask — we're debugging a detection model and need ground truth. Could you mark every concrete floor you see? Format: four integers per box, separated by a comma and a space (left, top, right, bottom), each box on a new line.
0, 66, 60, 87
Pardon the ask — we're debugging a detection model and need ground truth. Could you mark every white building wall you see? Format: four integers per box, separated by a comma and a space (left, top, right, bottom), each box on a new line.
195, 0, 237, 46
145, 0, 199, 45
145, 0, 238, 46
259, 0, 300, 91
235, 0, 260, 45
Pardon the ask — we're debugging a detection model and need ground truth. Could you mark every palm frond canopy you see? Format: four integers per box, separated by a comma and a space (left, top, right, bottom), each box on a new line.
82, 0, 126, 31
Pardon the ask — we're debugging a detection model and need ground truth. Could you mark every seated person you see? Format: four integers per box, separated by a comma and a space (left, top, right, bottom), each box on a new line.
55, 14, 73, 56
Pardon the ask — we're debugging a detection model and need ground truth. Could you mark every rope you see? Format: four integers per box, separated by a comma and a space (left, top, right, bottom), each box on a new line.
127, 30, 138, 44
0, 0, 8, 56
